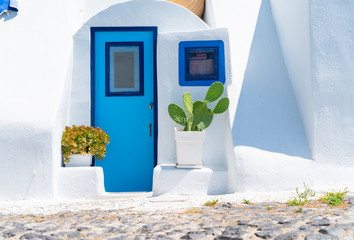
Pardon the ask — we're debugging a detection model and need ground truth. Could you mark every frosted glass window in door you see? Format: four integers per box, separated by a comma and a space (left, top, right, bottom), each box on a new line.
106, 42, 144, 96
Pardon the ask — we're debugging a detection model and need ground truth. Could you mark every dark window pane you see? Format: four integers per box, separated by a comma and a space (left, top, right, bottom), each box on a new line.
114, 52, 135, 88
189, 50, 215, 76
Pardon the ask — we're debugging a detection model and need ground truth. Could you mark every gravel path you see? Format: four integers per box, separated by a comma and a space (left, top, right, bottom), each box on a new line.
0, 193, 353, 240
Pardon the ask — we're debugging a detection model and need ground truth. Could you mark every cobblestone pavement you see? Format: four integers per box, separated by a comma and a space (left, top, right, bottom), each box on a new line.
0, 197, 353, 240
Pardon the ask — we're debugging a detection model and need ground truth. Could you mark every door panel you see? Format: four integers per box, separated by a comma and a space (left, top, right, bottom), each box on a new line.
91, 27, 157, 192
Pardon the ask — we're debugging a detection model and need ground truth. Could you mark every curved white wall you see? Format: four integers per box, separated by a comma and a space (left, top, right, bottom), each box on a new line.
270, 0, 313, 153
205, 0, 262, 121
271, 0, 354, 167
310, 0, 354, 166
204, 0, 263, 193
234, 0, 310, 159
0, 0, 78, 199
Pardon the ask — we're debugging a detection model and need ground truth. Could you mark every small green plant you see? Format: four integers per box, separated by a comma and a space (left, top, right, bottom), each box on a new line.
296, 208, 303, 213
204, 199, 219, 207
168, 82, 229, 131
62, 125, 110, 163
287, 197, 306, 206
243, 199, 250, 204
320, 188, 348, 206
287, 183, 315, 206
267, 206, 273, 210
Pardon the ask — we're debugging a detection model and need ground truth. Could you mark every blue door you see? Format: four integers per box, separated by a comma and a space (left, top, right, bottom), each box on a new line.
91, 27, 157, 192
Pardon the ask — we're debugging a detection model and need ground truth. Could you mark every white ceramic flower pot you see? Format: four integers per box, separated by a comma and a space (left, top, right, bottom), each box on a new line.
174, 127, 206, 168
65, 154, 93, 167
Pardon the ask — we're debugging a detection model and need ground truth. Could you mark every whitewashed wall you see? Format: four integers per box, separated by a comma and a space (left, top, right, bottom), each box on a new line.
204, 0, 264, 193
0, 0, 77, 199
234, 0, 354, 192
271, 0, 354, 167
310, 0, 354, 166
269, 0, 313, 153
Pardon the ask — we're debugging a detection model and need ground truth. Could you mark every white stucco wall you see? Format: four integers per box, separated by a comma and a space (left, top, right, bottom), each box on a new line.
270, 0, 313, 153
234, 0, 354, 192
311, 0, 354, 166
205, 0, 262, 122
203, 0, 265, 193
0, 0, 78, 199
233, 0, 310, 159
271, 0, 354, 167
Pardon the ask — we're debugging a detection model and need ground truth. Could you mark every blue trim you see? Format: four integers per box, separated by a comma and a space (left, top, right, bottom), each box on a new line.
152, 28, 158, 167
105, 42, 144, 97
90, 26, 158, 167
7, 5, 17, 12
90, 28, 96, 127
179, 40, 225, 87
90, 28, 96, 166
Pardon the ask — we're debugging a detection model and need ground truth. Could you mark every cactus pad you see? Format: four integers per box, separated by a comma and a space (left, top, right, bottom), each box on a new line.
213, 97, 230, 114
183, 92, 193, 115
192, 101, 213, 131
168, 103, 187, 126
205, 82, 224, 103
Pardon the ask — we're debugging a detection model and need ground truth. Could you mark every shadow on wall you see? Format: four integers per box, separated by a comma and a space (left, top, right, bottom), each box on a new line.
232, 0, 311, 159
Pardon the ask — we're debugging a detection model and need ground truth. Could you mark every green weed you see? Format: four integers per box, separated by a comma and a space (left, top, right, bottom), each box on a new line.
295, 208, 303, 213
320, 188, 348, 206
287, 183, 315, 206
243, 199, 250, 204
204, 199, 219, 207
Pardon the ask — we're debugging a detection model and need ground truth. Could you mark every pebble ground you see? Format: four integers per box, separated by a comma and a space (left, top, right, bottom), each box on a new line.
0, 198, 353, 240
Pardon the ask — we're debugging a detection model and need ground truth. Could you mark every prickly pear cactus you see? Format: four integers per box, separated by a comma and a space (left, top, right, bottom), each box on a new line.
205, 82, 224, 103
168, 103, 187, 126
168, 82, 230, 131
192, 101, 213, 131
213, 97, 229, 114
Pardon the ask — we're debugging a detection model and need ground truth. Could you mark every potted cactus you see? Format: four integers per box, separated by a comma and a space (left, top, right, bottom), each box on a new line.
168, 82, 229, 168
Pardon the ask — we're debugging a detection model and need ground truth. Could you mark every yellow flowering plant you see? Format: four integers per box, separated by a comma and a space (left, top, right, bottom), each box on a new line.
61, 125, 110, 163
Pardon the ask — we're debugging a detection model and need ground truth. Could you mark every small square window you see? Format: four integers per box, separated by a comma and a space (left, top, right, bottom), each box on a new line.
179, 40, 225, 86
105, 42, 144, 96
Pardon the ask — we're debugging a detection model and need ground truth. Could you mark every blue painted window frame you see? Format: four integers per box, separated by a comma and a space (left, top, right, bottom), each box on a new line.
105, 42, 144, 97
179, 40, 225, 86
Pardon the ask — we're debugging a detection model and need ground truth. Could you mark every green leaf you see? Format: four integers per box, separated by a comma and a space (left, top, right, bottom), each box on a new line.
183, 92, 193, 115
205, 82, 224, 103
168, 103, 187, 126
192, 101, 213, 131
186, 114, 194, 131
213, 97, 230, 114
